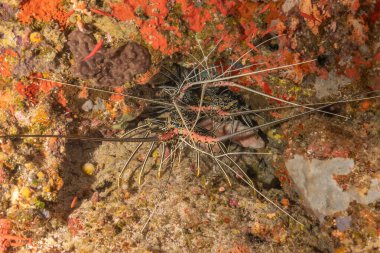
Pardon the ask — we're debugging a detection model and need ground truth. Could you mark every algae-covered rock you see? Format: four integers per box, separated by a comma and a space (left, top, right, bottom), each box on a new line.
0, 21, 22, 48
93, 16, 139, 43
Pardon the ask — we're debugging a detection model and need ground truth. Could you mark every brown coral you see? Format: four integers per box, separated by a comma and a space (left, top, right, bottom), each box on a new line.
67, 31, 151, 87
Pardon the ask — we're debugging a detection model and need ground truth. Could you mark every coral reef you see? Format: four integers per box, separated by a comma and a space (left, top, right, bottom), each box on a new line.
0, 0, 379, 252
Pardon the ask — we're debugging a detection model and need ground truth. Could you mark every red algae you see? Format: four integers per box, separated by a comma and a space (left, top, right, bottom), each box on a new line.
18, 0, 69, 27
14, 75, 68, 108
0, 219, 32, 253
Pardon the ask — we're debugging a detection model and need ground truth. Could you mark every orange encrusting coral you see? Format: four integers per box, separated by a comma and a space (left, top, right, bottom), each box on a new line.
176, 0, 212, 32
236, 2, 285, 50
18, 0, 69, 27
140, 20, 168, 52
207, 0, 236, 17
110, 2, 138, 23
110, 0, 180, 55
110, 0, 239, 55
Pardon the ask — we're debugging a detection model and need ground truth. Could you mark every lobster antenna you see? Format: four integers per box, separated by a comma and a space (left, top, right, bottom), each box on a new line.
35, 77, 173, 107
0, 134, 159, 143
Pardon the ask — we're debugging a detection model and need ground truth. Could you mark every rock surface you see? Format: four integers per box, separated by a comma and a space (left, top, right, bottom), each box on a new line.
314, 71, 351, 99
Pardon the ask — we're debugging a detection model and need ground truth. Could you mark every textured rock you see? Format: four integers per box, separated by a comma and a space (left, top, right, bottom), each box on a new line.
336, 216, 352, 232
67, 31, 151, 87
314, 71, 351, 99
285, 155, 380, 221
282, 0, 299, 14
81, 100, 93, 112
